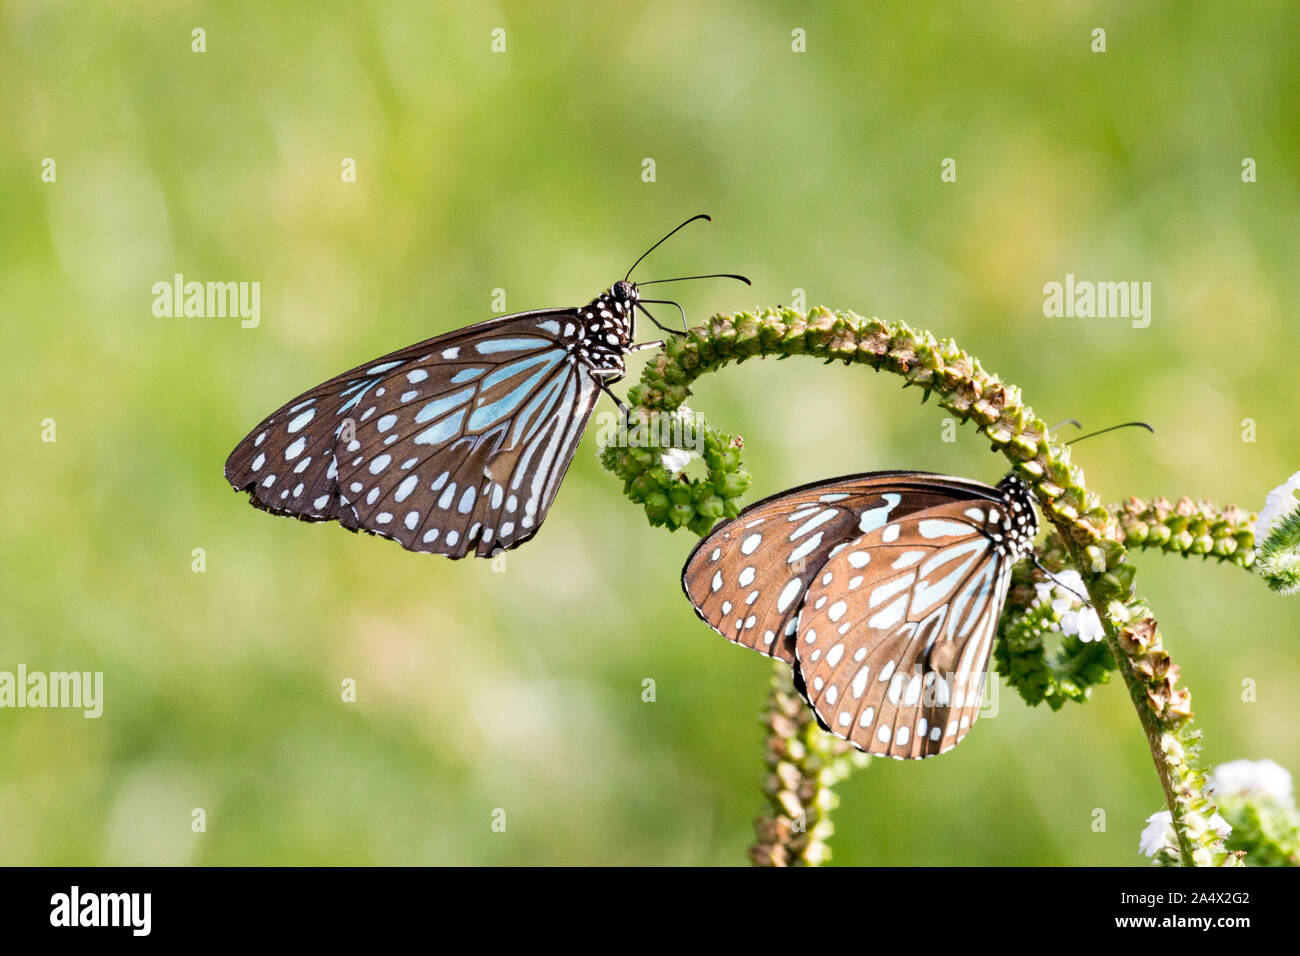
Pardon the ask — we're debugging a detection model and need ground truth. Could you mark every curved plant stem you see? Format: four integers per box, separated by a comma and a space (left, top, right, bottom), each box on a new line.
751, 663, 866, 866
621, 306, 1242, 866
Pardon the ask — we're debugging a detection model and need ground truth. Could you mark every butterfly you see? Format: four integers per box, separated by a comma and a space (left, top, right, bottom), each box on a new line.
682, 470, 1040, 759
225, 215, 747, 559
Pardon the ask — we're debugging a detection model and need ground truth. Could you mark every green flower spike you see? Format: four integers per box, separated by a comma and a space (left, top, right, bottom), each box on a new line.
1254, 472, 1300, 594
750, 666, 869, 867
598, 406, 750, 536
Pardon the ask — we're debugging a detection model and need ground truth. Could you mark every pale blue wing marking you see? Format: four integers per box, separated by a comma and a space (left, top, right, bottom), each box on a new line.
474, 337, 555, 354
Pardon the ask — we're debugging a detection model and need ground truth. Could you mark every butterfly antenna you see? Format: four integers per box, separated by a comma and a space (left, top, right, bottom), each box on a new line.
1049, 418, 1083, 433
625, 214, 713, 281
1067, 421, 1154, 445
636, 273, 752, 287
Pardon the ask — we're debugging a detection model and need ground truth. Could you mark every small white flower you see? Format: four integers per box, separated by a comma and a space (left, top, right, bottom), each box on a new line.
1052, 569, 1087, 596
1207, 812, 1233, 840
1255, 470, 1300, 543
1033, 570, 1104, 641
660, 447, 695, 475
1208, 758, 1294, 805
1033, 580, 1055, 607
1060, 606, 1105, 643
1139, 810, 1175, 857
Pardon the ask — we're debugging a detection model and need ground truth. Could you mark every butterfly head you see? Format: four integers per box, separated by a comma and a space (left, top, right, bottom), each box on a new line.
610, 279, 639, 308
994, 473, 1039, 559
580, 281, 638, 329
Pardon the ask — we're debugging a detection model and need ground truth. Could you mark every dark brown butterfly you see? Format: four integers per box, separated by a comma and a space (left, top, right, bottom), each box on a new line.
225, 215, 747, 558
682, 471, 1039, 759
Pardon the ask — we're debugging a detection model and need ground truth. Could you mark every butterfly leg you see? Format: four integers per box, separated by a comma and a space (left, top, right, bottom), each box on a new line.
636, 301, 688, 337
1030, 553, 1093, 606
592, 373, 634, 427
626, 341, 664, 353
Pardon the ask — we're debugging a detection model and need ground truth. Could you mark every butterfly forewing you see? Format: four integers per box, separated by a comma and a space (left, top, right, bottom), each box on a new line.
794, 503, 1016, 759
225, 309, 599, 558
681, 472, 1004, 664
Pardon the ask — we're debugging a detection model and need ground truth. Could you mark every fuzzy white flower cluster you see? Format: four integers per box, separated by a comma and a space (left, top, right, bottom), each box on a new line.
1033, 569, 1105, 643
660, 447, 695, 474
660, 405, 699, 475
1139, 809, 1232, 858
1208, 758, 1294, 805
1255, 470, 1300, 543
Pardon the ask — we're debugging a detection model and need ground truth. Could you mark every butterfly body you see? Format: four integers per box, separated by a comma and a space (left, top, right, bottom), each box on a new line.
682, 470, 1038, 759
571, 279, 639, 376
225, 282, 644, 559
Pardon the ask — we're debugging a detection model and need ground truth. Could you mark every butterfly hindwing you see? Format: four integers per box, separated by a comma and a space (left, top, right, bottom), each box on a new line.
794, 500, 1015, 759
225, 309, 600, 558
681, 472, 1004, 664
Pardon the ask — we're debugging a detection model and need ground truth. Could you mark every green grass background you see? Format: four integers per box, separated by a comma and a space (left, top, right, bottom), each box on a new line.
2, 1, 1297, 865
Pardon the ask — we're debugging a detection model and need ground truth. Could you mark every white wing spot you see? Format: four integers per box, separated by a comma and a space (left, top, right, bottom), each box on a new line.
287, 409, 315, 433
394, 475, 418, 503
867, 593, 909, 630
859, 494, 901, 532
919, 519, 972, 539
776, 578, 803, 612
788, 532, 824, 564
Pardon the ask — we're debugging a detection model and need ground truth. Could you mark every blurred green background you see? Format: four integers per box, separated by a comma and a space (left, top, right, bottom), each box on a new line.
3, 1, 1297, 865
